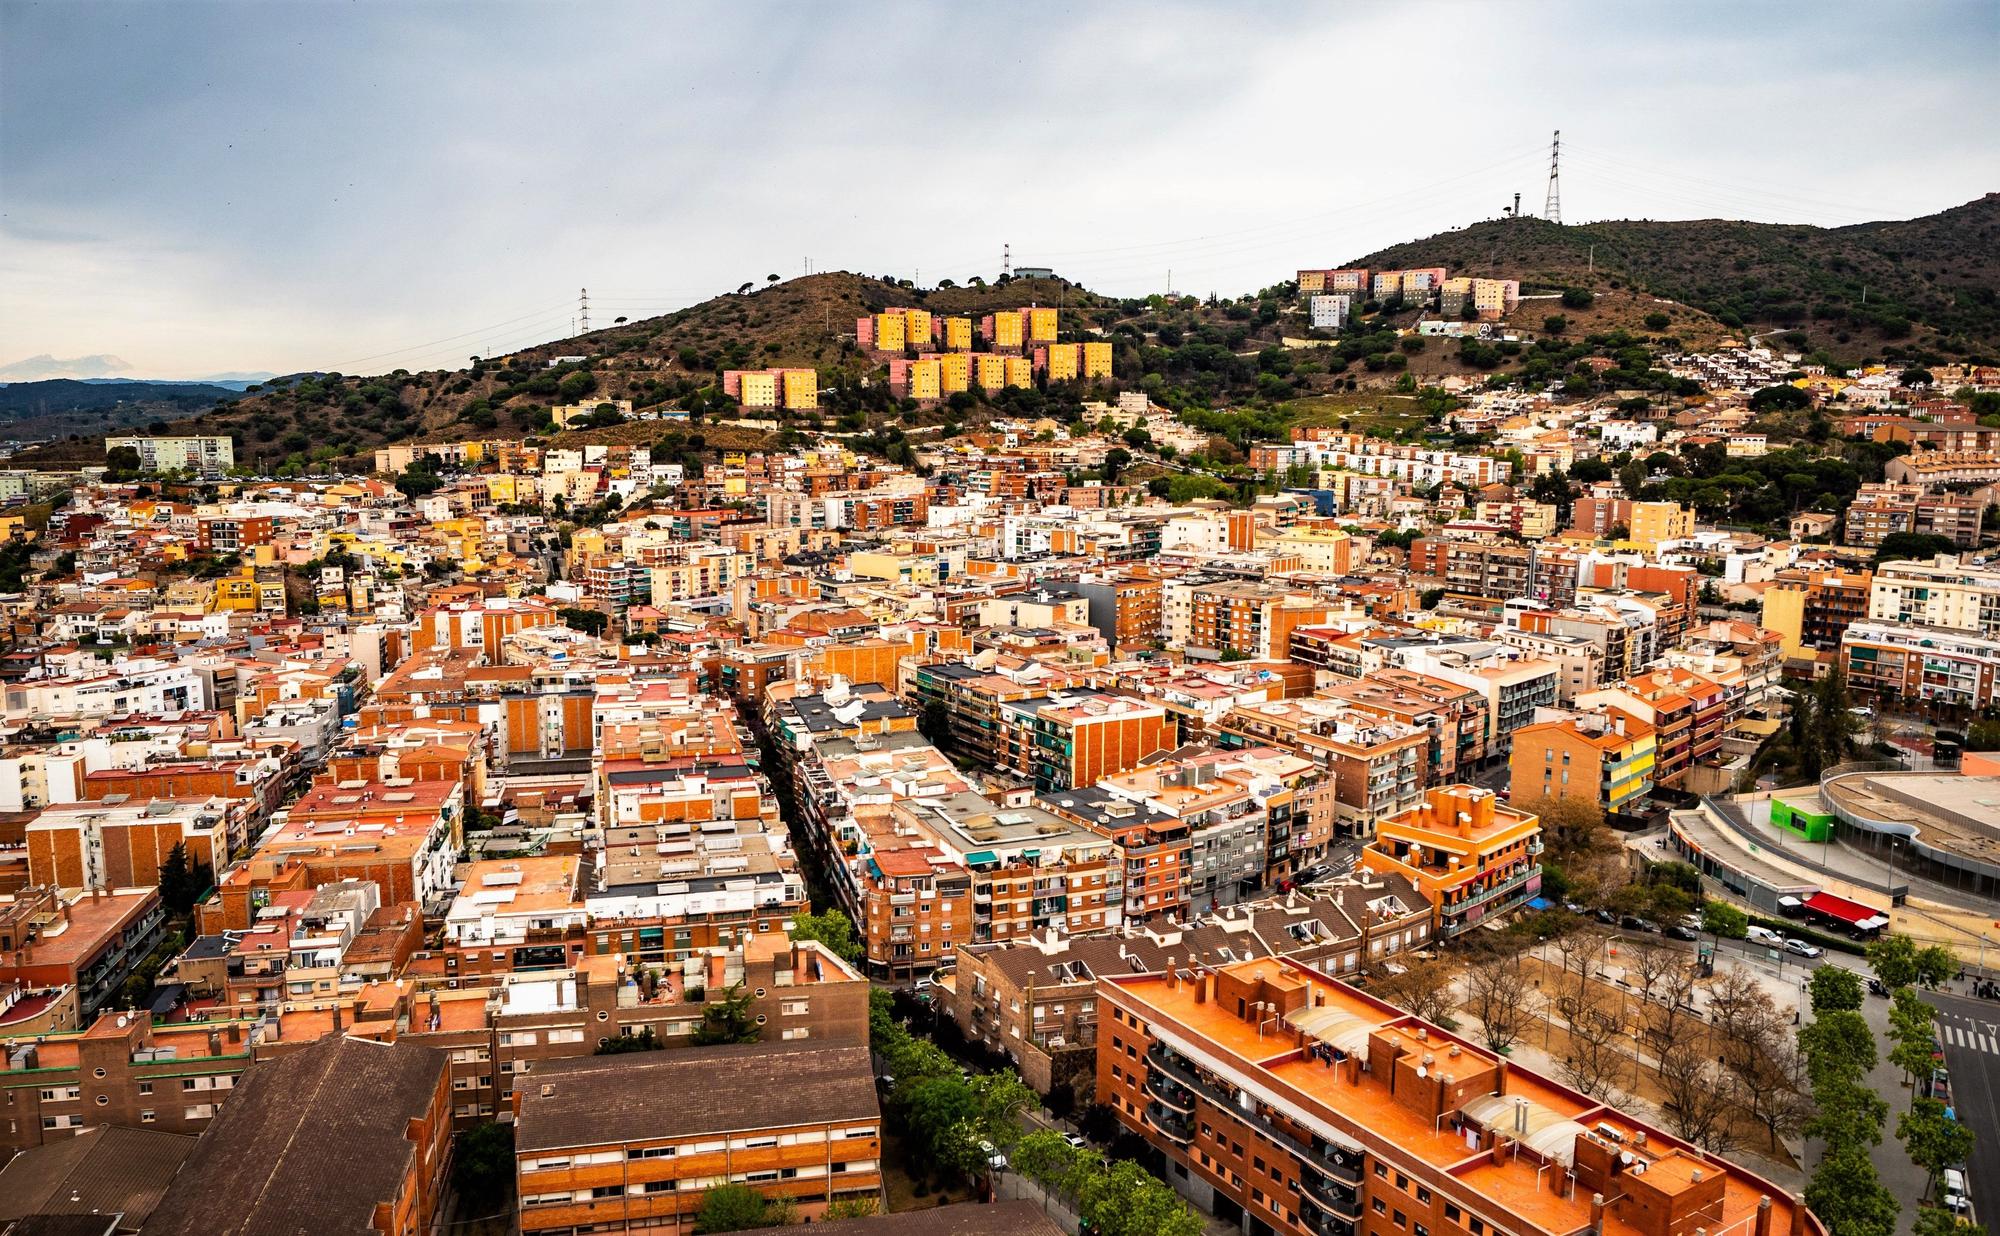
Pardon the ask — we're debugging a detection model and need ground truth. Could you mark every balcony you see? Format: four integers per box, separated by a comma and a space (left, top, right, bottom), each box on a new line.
1144, 1100, 1194, 1145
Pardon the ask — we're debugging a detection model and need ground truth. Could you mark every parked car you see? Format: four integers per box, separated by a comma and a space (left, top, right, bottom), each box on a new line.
1594, 908, 1619, 925
1064, 1133, 1088, 1150
1746, 925, 1786, 946
979, 1139, 1008, 1171
1665, 925, 1699, 942
1782, 938, 1823, 958
1868, 977, 1890, 997
1619, 915, 1658, 933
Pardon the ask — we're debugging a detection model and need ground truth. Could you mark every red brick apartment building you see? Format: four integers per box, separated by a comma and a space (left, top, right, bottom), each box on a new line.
513, 1041, 882, 1234
1099, 955, 1821, 1236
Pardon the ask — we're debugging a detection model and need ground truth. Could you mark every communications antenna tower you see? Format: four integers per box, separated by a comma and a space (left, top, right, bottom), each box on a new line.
1543, 131, 1562, 225
579, 287, 590, 334
1002, 243, 1011, 279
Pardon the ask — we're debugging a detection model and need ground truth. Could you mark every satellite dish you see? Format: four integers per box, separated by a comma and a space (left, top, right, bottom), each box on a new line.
1416, 1065, 1428, 1079
1620, 1151, 1634, 1166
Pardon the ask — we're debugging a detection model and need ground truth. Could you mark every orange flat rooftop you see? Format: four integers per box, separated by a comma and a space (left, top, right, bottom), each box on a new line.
1112, 955, 1813, 1236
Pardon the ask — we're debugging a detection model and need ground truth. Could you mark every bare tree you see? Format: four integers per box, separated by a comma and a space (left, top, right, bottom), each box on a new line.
1551, 926, 1610, 985
1646, 955, 1701, 1059
1553, 974, 1626, 1102
1656, 1039, 1737, 1152
1706, 967, 1809, 1150
1629, 939, 1682, 1008
1465, 959, 1531, 1053
1370, 957, 1462, 1028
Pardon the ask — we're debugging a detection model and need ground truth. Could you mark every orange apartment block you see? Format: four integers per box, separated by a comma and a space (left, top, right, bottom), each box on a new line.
1098, 954, 1822, 1236
26, 798, 235, 891
999, 692, 1177, 791
260, 778, 464, 906
1359, 785, 1542, 939
411, 597, 557, 653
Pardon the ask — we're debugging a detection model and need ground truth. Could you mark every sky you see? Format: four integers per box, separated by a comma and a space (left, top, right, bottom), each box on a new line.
2, 0, 1996, 380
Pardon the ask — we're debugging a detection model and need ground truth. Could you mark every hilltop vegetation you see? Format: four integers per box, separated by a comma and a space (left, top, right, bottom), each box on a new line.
0, 379, 248, 441
1356, 194, 2000, 364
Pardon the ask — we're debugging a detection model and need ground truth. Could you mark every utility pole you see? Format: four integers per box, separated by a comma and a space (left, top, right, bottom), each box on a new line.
1588, 244, 1595, 275
579, 287, 590, 335
1543, 130, 1562, 225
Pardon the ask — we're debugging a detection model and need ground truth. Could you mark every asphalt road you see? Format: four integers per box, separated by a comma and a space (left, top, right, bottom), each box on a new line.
1928, 990, 2000, 1226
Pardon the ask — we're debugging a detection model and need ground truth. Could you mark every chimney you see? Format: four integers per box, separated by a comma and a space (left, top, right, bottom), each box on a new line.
1590, 1194, 1606, 1236
208, 1031, 221, 1055
1755, 1197, 1773, 1236
333, 1004, 344, 1031
226, 1022, 242, 1045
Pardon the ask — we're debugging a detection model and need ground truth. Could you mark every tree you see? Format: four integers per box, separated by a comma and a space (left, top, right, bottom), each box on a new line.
1464, 959, 1530, 1052
394, 466, 444, 499
1709, 968, 1810, 1149
1543, 315, 1568, 335
1750, 385, 1812, 412
1799, 1009, 1878, 1089
1561, 287, 1595, 310
1898, 1097, 1975, 1195
788, 908, 863, 963
695, 1182, 776, 1233
1869, 933, 1955, 990
1102, 447, 1132, 483
691, 983, 761, 1045
1552, 974, 1626, 1101
556, 606, 608, 637
1875, 531, 1960, 564
1888, 986, 1940, 1092
1656, 1040, 1736, 1151
1644, 312, 1672, 331
452, 1121, 515, 1208
1078, 1158, 1205, 1236
1013, 1130, 1086, 1215
1806, 1148, 1901, 1236
1701, 900, 1748, 939
1370, 956, 1461, 1028
1913, 1209, 1984, 1236
1809, 965, 1864, 1014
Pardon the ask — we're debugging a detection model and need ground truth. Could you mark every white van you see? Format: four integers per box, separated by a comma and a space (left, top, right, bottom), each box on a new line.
1747, 925, 1785, 945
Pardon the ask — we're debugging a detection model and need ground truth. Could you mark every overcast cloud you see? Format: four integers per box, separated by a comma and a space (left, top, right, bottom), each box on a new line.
2, 0, 1995, 379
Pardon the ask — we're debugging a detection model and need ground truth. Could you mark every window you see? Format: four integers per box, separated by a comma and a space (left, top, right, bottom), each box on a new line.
141, 1110, 156, 1123
137, 1082, 153, 1095
1373, 1201, 1387, 1216
1395, 1211, 1408, 1229
1418, 1186, 1432, 1204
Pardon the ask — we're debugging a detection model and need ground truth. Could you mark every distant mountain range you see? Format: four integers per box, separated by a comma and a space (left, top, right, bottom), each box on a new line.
0, 353, 275, 388
0, 379, 251, 441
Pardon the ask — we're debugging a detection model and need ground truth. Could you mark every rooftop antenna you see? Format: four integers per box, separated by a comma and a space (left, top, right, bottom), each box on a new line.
1543, 130, 1562, 225
579, 287, 590, 335
1002, 243, 1012, 279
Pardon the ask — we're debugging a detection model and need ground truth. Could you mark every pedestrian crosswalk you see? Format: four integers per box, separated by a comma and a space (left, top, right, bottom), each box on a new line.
1935, 1012, 2000, 1056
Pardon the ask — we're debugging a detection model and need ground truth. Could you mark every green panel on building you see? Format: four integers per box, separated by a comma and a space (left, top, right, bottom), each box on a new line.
1770, 793, 1834, 843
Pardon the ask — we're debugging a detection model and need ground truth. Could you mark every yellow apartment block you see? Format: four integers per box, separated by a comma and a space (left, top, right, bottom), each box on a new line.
1626, 501, 1695, 552
1082, 340, 1113, 378
737, 371, 780, 409
873, 312, 907, 353
941, 317, 973, 350
1025, 306, 1058, 343
779, 368, 818, 409
1005, 356, 1034, 388
975, 354, 1009, 392
937, 352, 971, 394
211, 571, 259, 613
990, 311, 1023, 349
900, 308, 931, 344
1046, 343, 1080, 381
908, 359, 941, 401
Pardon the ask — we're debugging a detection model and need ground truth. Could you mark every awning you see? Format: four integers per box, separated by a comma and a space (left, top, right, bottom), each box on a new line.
963, 850, 997, 866
1285, 1006, 1377, 1056
1804, 890, 1889, 929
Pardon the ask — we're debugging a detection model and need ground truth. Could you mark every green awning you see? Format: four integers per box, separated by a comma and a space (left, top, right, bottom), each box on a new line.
964, 850, 998, 865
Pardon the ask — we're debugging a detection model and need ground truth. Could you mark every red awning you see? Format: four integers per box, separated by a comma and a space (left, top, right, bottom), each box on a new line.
1804, 891, 1888, 928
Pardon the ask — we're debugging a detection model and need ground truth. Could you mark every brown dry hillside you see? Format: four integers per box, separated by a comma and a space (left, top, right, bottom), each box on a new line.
1356, 194, 2000, 363
10, 272, 1115, 470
